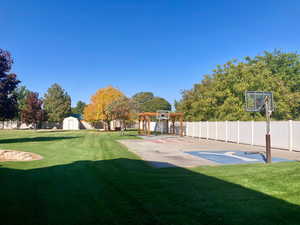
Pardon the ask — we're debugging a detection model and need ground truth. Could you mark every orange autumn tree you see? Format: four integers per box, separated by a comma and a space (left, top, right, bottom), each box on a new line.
84, 86, 124, 130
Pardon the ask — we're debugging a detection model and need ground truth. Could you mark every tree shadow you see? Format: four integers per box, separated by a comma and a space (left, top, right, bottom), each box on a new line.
0, 158, 300, 225
35, 130, 68, 133
0, 136, 79, 144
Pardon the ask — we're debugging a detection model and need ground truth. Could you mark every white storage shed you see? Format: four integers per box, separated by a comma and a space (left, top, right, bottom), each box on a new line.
63, 116, 80, 130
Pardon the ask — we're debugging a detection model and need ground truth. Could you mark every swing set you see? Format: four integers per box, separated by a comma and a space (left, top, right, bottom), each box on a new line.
138, 111, 184, 136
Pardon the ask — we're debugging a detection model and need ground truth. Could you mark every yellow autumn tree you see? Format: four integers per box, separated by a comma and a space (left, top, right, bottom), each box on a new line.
84, 86, 124, 130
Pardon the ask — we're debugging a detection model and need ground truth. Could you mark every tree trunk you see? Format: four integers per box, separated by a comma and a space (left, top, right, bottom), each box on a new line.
106, 121, 111, 131
123, 120, 127, 131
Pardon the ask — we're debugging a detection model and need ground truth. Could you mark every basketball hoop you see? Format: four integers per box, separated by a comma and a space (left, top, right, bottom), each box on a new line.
245, 91, 274, 112
245, 91, 275, 163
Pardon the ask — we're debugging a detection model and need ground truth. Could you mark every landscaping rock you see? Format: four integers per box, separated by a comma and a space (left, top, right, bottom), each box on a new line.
0, 150, 42, 161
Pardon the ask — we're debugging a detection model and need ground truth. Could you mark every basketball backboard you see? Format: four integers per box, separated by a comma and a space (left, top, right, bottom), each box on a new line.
245, 91, 274, 112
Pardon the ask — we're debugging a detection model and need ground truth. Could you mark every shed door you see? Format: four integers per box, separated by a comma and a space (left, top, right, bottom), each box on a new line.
68, 119, 74, 129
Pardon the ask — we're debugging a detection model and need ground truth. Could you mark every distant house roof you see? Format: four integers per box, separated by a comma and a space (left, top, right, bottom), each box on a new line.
70, 114, 83, 120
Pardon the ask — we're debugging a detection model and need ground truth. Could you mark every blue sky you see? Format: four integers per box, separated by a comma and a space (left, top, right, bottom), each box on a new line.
1, 0, 300, 107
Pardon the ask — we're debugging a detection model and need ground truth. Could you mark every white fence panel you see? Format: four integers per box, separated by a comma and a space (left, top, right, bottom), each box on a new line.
217, 121, 226, 141
209, 122, 217, 140
144, 120, 299, 151
271, 121, 289, 150
197, 122, 202, 138
201, 122, 208, 139
186, 122, 191, 136
253, 122, 265, 146
293, 121, 300, 151
228, 121, 238, 143
185, 122, 189, 136
239, 121, 252, 145
194, 122, 200, 138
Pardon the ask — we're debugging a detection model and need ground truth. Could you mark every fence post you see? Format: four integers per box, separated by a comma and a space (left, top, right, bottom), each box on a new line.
289, 120, 293, 151
215, 121, 218, 140
206, 121, 209, 140
225, 121, 228, 142
251, 120, 254, 146
199, 121, 202, 140
186, 122, 188, 136
193, 122, 196, 137
237, 120, 240, 144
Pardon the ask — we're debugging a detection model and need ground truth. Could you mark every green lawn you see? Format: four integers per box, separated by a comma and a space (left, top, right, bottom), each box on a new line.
1, 130, 300, 225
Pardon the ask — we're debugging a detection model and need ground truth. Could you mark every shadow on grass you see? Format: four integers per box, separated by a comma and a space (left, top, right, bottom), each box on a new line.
35, 130, 68, 133
0, 136, 79, 144
1, 158, 300, 225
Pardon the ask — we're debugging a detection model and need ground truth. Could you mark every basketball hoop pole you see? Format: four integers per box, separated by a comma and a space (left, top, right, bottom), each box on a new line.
245, 91, 274, 164
265, 96, 272, 163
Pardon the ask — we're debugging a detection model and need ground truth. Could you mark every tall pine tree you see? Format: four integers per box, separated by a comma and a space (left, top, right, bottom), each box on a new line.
43, 83, 71, 122
13, 85, 30, 119
71, 100, 86, 115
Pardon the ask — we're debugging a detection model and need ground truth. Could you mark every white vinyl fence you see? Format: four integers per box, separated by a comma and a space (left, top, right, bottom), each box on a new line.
185, 121, 300, 151
0, 121, 62, 129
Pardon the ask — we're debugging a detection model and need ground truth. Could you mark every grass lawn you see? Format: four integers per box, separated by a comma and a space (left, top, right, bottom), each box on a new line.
1, 130, 300, 225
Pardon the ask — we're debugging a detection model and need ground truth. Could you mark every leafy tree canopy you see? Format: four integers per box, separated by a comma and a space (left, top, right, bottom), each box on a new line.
43, 83, 71, 122
84, 86, 124, 129
105, 96, 136, 128
0, 49, 20, 120
72, 100, 86, 115
132, 92, 171, 112
132, 92, 154, 105
21, 92, 44, 127
176, 50, 300, 121
143, 97, 171, 112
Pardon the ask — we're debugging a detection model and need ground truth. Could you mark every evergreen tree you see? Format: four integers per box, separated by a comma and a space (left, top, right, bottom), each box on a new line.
13, 85, 30, 119
43, 83, 71, 122
72, 101, 86, 115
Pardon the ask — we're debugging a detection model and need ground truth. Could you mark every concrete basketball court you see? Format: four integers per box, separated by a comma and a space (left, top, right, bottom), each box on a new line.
119, 135, 300, 168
